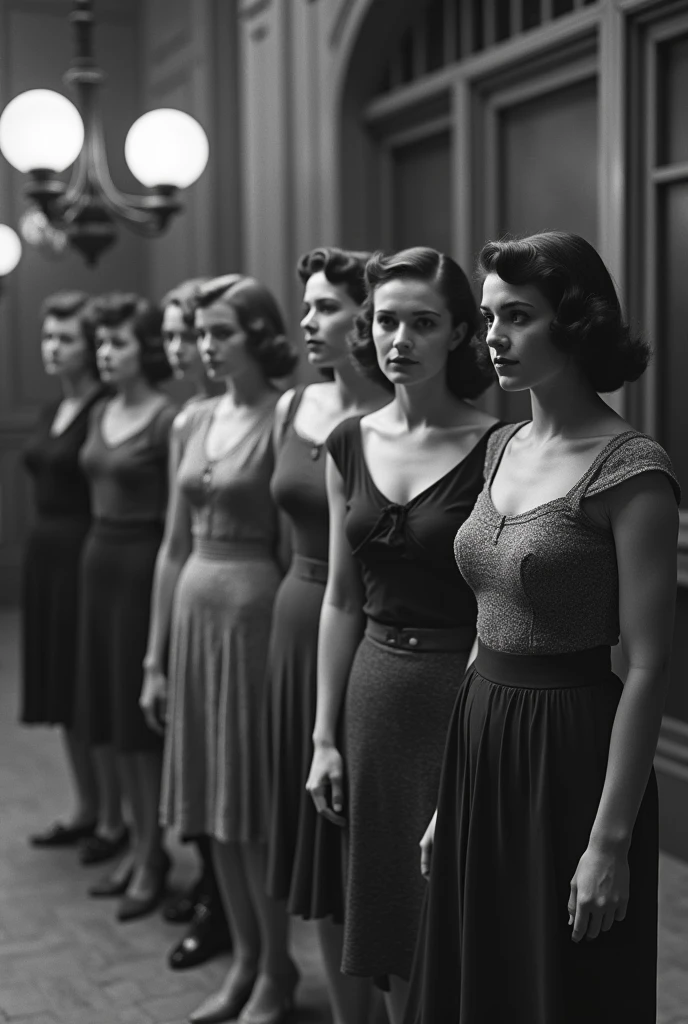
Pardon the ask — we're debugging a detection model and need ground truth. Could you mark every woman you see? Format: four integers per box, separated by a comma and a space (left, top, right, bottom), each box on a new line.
146, 275, 299, 1024
77, 293, 176, 919
144, 277, 231, 970
22, 292, 112, 849
265, 247, 388, 1024
404, 232, 680, 1024
306, 247, 498, 1024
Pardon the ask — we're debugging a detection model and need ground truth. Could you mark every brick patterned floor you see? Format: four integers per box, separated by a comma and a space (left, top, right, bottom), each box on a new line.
0, 610, 687, 1023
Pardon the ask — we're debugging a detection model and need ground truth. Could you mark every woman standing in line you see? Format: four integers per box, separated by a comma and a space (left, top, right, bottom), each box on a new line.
142, 278, 231, 970
306, 247, 498, 1024
77, 293, 176, 919
265, 247, 389, 1024
404, 232, 680, 1024
145, 275, 299, 1024
22, 292, 114, 849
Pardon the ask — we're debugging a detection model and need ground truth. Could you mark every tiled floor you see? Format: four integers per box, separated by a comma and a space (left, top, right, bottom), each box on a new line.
0, 609, 687, 1023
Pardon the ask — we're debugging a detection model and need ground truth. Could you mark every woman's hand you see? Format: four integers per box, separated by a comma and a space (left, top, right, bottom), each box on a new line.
420, 810, 438, 880
568, 843, 630, 942
139, 668, 169, 735
306, 741, 346, 827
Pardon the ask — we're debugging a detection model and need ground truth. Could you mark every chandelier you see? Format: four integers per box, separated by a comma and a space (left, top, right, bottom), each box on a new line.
0, 223, 22, 293
0, 0, 209, 266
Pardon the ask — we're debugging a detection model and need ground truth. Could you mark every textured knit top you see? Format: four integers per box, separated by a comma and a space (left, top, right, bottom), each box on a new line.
80, 398, 176, 523
327, 416, 501, 629
455, 422, 681, 655
270, 386, 329, 562
177, 395, 279, 549
23, 389, 104, 520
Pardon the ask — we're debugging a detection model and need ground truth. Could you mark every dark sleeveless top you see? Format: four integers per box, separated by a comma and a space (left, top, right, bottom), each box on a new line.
456, 422, 681, 655
326, 416, 500, 629
80, 398, 176, 523
23, 390, 104, 520
270, 386, 329, 562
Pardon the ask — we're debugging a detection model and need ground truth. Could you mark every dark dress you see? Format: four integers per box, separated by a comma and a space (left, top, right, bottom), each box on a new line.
77, 398, 176, 753
265, 386, 344, 921
326, 416, 500, 985
404, 424, 681, 1024
160, 395, 282, 843
21, 389, 104, 727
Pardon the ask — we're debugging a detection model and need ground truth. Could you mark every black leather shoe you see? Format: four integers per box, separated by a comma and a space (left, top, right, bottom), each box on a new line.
30, 820, 97, 848
88, 864, 134, 898
168, 902, 232, 970
117, 852, 171, 922
163, 882, 201, 924
79, 827, 130, 866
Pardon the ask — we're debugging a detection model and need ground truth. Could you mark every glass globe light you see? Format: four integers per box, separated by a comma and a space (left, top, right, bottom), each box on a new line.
0, 90, 84, 173
0, 224, 22, 276
124, 109, 209, 189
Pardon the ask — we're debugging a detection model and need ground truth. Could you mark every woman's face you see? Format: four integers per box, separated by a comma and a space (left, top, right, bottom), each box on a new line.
196, 299, 254, 381
95, 320, 143, 386
371, 276, 466, 388
300, 271, 360, 371
162, 303, 202, 380
480, 273, 567, 392
41, 314, 91, 379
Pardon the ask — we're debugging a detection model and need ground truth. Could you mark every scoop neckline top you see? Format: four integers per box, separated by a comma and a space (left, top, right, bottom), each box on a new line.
486, 420, 641, 522
354, 416, 501, 510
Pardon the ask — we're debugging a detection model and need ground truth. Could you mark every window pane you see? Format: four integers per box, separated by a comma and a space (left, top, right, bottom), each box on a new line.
426, 0, 446, 72
496, 0, 511, 41
658, 34, 688, 166
523, 0, 541, 30
660, 182, 688, 502
553, 0, 574, 15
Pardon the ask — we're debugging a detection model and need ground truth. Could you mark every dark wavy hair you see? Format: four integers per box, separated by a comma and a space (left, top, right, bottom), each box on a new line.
351, 247, 494, 398
161, 277, 210, 327
40, 290, 98, 373
88, 292, 171, 385
297, 247, 370, 305
297, 247, 371, 380
477, 232, 650, 393
195, 274, 299, 379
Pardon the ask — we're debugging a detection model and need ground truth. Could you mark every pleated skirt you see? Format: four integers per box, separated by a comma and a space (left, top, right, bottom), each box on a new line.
161, 541, 281, 844
21, 515, 90, 727
77, 519, 163, 752
265, 555, 344, 921
404, 643, 658, 1024
343, 635, 468, 985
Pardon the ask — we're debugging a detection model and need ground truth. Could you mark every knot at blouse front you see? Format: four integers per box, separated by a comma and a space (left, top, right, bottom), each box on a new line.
455, 423, 681, 655
176, 397, 279, 549
326, 416, 499, 630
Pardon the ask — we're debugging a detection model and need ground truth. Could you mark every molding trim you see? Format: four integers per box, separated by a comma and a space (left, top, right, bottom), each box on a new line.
656, 715, 688, 784
329, 0, 357, 48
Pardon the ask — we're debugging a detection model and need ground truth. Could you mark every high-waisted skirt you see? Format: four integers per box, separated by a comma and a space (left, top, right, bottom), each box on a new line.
77, 518, 163, 752
404, 642, 659, 1024
342, 625, 471, 985
21, 514, 90, 727
161, 539, 282, 844
265, 554, 344, 921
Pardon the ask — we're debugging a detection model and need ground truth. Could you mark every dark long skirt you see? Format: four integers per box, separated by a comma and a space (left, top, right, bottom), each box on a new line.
343, 635, 468, 985
21, 515, 90, 727
404, 643, 659, 1024
77, 519, 163, 753
265, 556, 344, 921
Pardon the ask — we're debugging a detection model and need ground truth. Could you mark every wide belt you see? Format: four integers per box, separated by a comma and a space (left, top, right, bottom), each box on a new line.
365, 618, 475, 653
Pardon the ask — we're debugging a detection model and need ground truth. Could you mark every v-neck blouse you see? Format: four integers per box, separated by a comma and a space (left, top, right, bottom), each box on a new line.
326, 416, 500, 629
455, 421, 681, 655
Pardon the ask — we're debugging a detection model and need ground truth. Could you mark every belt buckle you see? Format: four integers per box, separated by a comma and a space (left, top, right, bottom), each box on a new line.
385, 630, 396, 646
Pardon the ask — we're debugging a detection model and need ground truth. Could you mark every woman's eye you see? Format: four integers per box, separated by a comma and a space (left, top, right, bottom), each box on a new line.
416, 318, 436, 330
375, 315, 394, 329
511, 312, 528, 325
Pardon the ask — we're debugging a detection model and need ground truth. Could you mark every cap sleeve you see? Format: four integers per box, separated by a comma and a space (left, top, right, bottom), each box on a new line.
483, 422, 527, 481
324, 415, 362, 484
583, 434, 681, 505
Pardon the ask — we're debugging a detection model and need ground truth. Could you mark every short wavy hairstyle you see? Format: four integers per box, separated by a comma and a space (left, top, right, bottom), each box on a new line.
161, 277, 210, 327
477, 231, 650, 393
351, 247, 494, 399
88, 292, 171, 384
195, 274, 299, 379
40, 290, 98, 373
297, 246, 371, 305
